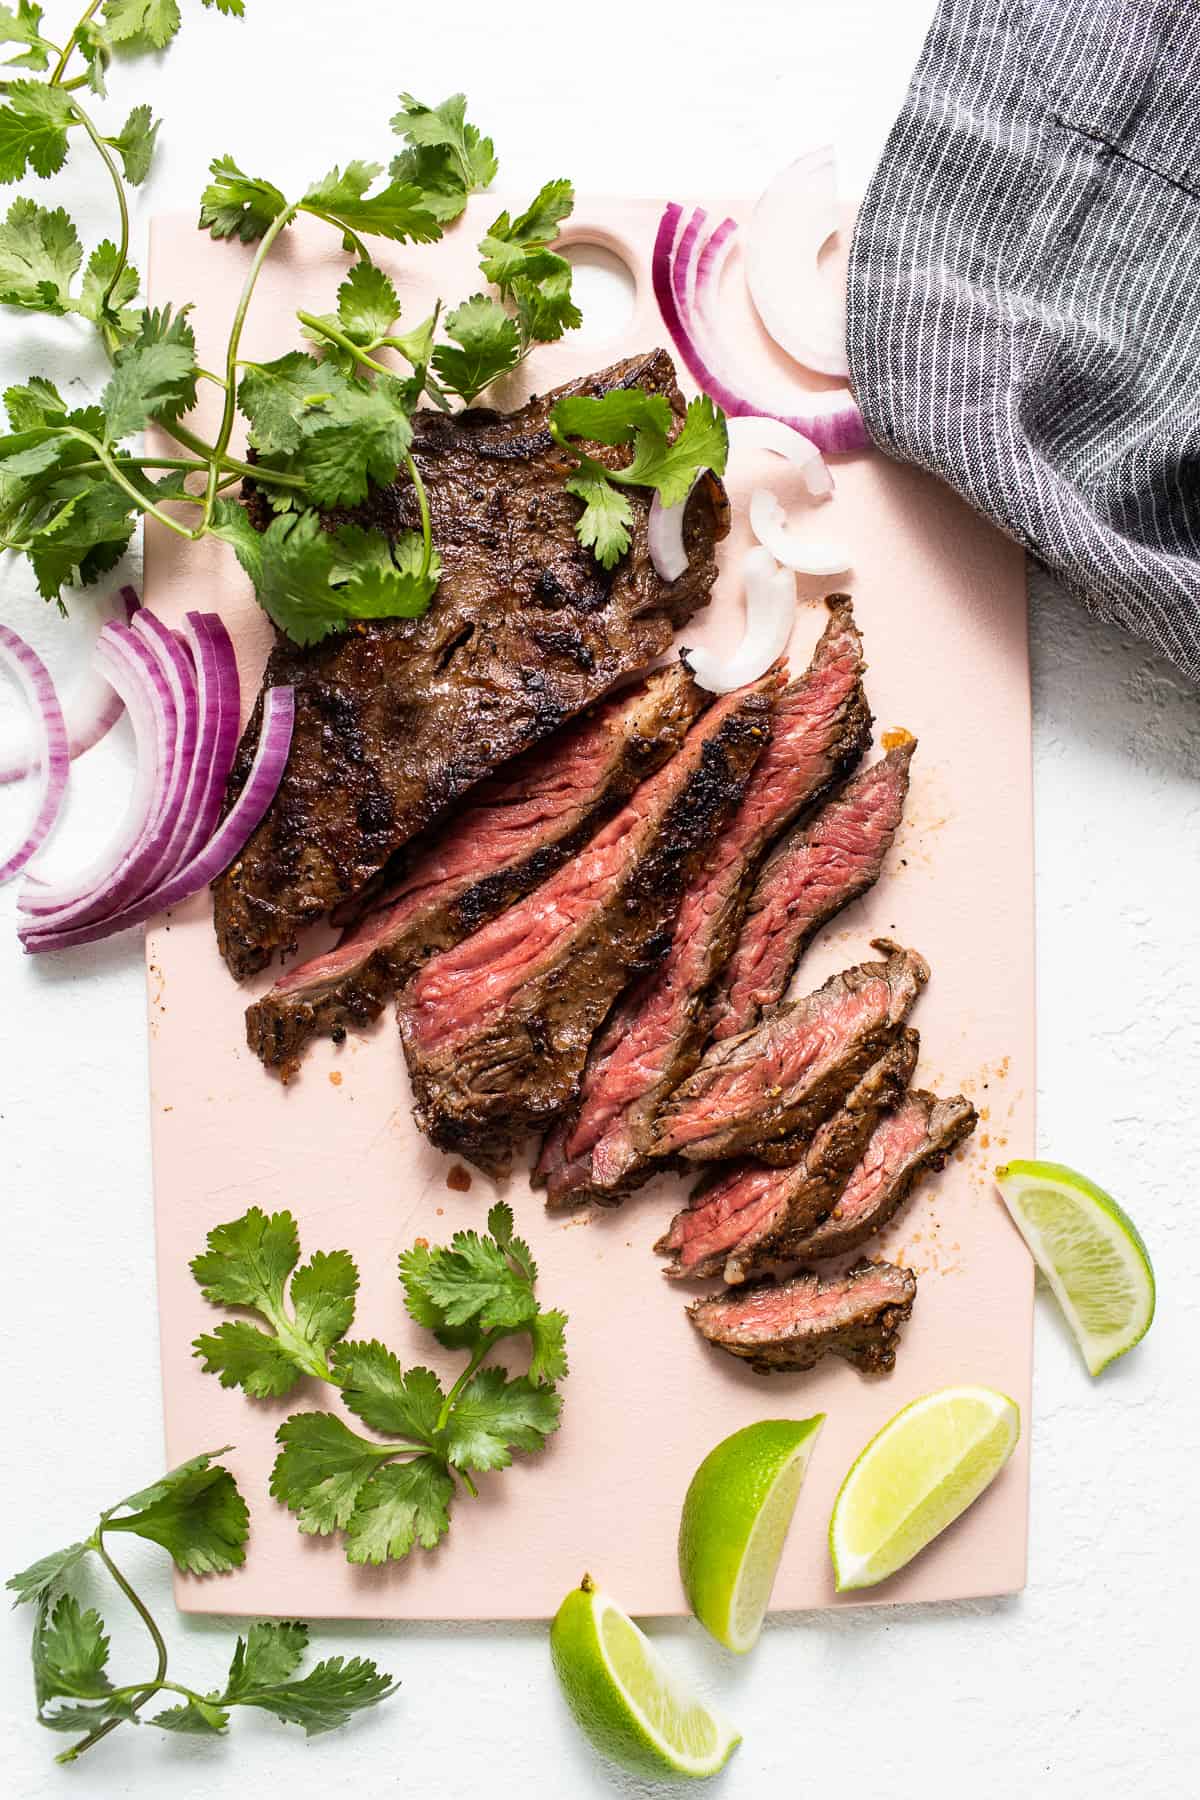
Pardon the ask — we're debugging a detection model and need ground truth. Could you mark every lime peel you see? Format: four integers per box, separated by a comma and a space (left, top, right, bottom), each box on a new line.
550, 1576, 740, 1780
996, 1158, 1155, 1376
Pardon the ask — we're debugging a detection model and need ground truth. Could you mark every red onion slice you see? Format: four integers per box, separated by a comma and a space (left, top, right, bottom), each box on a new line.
746, 147, 849, 378
648, 475, 703, 583
652, 203, 869, 457
685, 547, 796, 694
20, 686, 295, 954
749, 487, 852, 576
130, 609, 200, 892
0, 586, 138, 786
0, 623, 69, 885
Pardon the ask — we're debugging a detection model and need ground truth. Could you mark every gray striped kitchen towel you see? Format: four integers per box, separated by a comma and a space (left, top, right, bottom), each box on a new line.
846, 0, 1200, 682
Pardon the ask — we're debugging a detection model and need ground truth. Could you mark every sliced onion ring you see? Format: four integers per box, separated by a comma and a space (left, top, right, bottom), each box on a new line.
0, 623, 69, 885
0, 585, 138, 787
21, 686, 294, 954
746, 147, 849, 378
652, 202, 869, 458
728, 414, 833, 502
685, 547, 796, 694
648, 474, 703, 582
749, 488, 852, 577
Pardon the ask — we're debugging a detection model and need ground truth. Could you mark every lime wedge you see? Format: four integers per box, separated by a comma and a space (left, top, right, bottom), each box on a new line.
829, 1386, 1019, 1591
995, 1159, 1155, 1375
678, 1417, 824, 1652
550, 1575, 740, 1779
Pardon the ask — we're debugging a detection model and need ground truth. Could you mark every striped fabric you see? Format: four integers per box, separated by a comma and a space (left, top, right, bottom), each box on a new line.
846, 0, 1200, 681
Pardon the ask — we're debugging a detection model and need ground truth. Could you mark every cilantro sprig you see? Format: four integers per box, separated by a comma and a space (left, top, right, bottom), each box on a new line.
192, 1201, 568, 1565
7, 1449, 398, 1765
549, 387, 729, 569
2, 5, 585, 645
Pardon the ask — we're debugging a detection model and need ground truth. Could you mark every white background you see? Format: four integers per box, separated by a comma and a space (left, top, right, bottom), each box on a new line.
2, 2, 1198, 1795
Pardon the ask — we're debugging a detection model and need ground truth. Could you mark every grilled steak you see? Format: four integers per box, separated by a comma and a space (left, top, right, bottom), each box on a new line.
709, 737, 915, 1044
398, 674, 775, 1175
657, 1032, 919, 1282
688, 1259, 918, 1374
213, 349, 729, 980
244, 664, 705, 1076
649, 939, 929, 1164
782, 1088, 978, 1263
535, 599, 871, 1206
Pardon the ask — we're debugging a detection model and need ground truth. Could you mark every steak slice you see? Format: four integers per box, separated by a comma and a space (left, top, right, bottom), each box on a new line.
244, 664, 705, 1077
657, 1032, 919, 1282
398, 673, 776, 1175
648, 939, 929, 1164
213, 349, 729, 980
535, 598, 871, 1206
709, 737, 915, 1044
782, 1088, 978, 1263
688, 1259, 918, 1375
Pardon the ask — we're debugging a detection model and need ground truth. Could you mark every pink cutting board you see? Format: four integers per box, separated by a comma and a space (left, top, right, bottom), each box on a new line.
144, 196, 1034, 1620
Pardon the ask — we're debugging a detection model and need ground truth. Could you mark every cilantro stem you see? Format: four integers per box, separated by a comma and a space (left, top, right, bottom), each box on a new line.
404, 450, 433, 579
47, 0, 102, 88
435, 1330, 501, 1434
300, 208, 370, 263
64, 95, 131, 315
201, 203, 299, 530
57, 1533, 170, 1763
161, 420, 306, 492
60, 428, 197, 541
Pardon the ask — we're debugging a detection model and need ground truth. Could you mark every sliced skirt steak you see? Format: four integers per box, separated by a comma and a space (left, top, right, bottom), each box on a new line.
213, 349, 729, 980
244, 663, 705, 1077
649, 939, 929, 1164
708, 736, 915, 1044
657, 1032, 919, 1282
398, 672, 776, 1175
688, 1259, 918, 1375
535, 598, 870, 1207
782, 1087, 978, 1264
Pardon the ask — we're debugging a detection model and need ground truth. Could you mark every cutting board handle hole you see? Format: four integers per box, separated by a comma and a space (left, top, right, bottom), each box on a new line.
558, 238, 639, 346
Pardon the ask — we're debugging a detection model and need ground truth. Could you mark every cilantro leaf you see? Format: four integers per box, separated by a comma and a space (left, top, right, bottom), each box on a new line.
6, 1541, 91, 1608
76, 18, 112, 94
151, 1696, 230, 1733
101, 304, 197, 441
199, 153, 287, 242
331, 1341, 444, 1442
103, 1452, 249, 1575
102, 0, 181, 51
270, 1411, 388, 1535
400, 1224, 538, 1335
39, 1696, 139, 1734
563, 468, 633, 570
395, 1241, 477, 1350
477, 181, 579, 347
432, 294, 520, 405
0, 4, 53, 74
202, 0, 244, 14
105, 102, 158, 185
551, 387, 674, 446
527, 1308, 569, 1386
74, 239, 141, 350
334, 259, 399, 344
621, 393, 729, 506
300, 162, 441, 246
4, 373, 65, 431
343, 1459, 453, 1566
442, 1368, 561, 1473
225, 1650, 398, 1733
0, 198, 80, 310
190, 1205, 359, 1389
225, 1620, 308, 1692
0, 78, 74, 184
389, 91, 496, 224
238, 352, 340, 456
25, 473, 136, 599
35, 1596, 112, 1702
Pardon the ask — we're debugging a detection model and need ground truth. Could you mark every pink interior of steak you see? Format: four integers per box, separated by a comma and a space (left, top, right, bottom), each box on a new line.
714, 742, 914, 1041
405, 684, 756, 1056
657, 975, 895, 1151
817, 1093, 932, 1232
561, 640, 863, 1172
697, 1264, 911, 1341
670, 1170, 791, 1274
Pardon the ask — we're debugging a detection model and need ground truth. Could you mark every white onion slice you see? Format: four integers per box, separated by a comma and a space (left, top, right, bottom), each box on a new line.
648, 475, 703, 582
746, 147, 849, 378
686, 547, 796, 694
0, 623, 69, 884
749, 488, 852, 576
727, 414, 833, 501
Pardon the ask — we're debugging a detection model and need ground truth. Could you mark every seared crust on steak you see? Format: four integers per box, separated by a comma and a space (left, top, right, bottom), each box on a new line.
649, 940, 929, 1164
687, 1259, 917, 1375
213, 349, 729, 980
397, 673, 777, 1176
244, 664, 706, 1077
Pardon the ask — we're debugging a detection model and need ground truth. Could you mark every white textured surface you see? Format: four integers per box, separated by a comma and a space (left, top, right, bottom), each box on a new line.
1, 2, 1197, 1794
